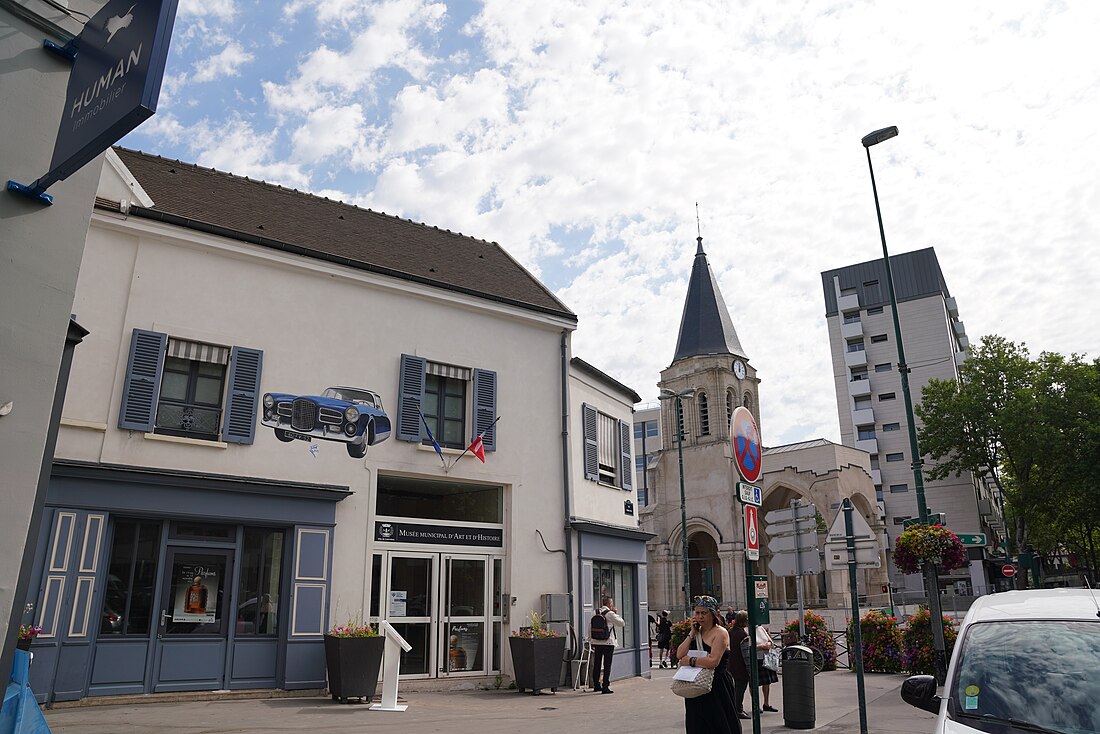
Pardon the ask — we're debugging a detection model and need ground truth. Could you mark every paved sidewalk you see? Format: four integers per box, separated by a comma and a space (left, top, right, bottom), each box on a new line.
44, 667, 935, 733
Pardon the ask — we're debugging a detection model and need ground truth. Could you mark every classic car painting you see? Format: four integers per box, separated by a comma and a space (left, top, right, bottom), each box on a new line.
261, 386, 391, 458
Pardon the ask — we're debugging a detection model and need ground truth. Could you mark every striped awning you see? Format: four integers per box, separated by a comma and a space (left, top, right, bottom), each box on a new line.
426, 361, 471, 381
167, 337, 229, 365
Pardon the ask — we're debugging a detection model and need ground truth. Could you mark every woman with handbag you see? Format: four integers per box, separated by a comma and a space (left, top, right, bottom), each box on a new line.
754, 624, 779, 713
674, 596, 741, 733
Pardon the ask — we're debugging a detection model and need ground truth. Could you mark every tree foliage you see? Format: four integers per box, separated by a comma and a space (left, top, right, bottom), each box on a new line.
915, 335, 1100, 576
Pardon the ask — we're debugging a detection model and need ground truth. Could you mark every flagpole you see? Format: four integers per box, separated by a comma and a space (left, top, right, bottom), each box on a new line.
417, 407, 448, 468
447, 416, 501, 470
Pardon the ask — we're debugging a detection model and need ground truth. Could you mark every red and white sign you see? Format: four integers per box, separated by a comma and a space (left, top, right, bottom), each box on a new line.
730, 406, 762, 483
1002, 564, 1017, 578
745, 505, 760, 560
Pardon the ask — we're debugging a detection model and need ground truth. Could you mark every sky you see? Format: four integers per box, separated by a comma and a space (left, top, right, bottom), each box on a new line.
122, 0, 1100, 446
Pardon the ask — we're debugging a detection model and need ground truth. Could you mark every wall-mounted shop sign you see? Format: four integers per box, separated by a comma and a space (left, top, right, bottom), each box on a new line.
374, 521, 502, 548
7, 0, 179, 203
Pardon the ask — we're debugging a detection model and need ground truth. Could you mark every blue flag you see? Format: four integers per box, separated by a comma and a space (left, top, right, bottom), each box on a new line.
418, 407, 446, 465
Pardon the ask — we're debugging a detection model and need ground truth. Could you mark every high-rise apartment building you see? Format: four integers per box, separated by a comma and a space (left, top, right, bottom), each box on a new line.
822, 247, 1006, 595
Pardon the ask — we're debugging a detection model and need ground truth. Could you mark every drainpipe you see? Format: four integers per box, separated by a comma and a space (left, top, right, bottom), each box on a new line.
559, 331, 575, 640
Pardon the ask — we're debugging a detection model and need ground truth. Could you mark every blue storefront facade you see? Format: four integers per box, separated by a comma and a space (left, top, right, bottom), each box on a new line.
26, 463, 347, 703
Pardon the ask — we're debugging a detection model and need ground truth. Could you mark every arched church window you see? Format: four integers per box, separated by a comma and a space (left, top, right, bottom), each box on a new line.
726, 389, 735, 430
698, 392, 710, 436
742, 391, 752, 412
676, 401, 685, 440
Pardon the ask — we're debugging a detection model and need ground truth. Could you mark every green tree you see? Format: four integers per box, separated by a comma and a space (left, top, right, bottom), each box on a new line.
915, 336, 1100, 575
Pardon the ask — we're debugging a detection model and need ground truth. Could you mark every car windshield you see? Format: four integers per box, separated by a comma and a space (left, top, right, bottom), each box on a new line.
322, 388, 375, 406
950, 620, 1100, 734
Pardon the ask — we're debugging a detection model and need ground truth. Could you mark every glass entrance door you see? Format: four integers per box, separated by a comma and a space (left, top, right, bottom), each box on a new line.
386, 553, 436, 677
153, 547, 234, 692
441, 555, 486, 676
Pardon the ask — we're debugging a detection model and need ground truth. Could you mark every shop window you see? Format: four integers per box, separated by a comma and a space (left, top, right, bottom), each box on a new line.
100, 520, 161, 636
697, 392, 710, 436
170, 522, 235, 541
119, 329, 262, 444
396, 354, 496, 451
582, 403, 632, 490
370, 554, 382, 619
235, 528, 284, 636
592, 561, 634, 649
377, 474, 503, 523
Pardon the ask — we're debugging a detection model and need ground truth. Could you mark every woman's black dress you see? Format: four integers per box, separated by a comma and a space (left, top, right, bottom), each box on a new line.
684, 641, 742, 734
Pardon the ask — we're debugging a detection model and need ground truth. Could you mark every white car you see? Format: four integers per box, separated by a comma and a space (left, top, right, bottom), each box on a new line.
901, 588, 1100, 734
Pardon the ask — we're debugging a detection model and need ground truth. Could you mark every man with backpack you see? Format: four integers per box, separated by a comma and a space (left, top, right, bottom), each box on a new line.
589, 596, 626, 693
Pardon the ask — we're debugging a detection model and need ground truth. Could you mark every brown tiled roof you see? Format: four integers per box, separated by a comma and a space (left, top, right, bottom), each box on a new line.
112, 148, 575, 320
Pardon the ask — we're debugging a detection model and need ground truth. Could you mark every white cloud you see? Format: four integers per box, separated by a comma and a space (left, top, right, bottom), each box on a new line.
177, 0, 237, 21
192, 41, 254, 83
126, 0, 1100, 445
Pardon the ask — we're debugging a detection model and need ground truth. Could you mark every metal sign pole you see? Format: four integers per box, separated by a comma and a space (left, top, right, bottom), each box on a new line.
746, 554, 761, 734
792, 499, 806, 639
843, 499, 868, 734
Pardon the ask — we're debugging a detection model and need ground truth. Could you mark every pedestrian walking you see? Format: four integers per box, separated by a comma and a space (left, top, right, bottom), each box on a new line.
656, 610, 673, 668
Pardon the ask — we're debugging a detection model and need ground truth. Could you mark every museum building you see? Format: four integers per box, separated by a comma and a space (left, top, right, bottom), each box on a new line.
24, 148, 649, 703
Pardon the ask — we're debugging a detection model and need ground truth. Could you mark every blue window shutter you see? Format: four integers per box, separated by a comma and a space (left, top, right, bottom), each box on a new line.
472, 368, 497, 451
118, 329, 166, 431
396, 354, 426, 442
619, 419, 632, 491
224, 346, 263, 444
582, 403, 598, 482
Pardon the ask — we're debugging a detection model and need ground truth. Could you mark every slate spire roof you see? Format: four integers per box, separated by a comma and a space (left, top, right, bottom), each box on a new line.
671, 236, 747, 362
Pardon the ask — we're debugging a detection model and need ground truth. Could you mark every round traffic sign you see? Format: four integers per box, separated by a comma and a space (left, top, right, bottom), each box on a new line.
1002, 565, 1017, 578
730, 406, 762, 483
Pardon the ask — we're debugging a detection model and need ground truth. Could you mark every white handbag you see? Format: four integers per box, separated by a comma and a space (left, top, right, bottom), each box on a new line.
670, 636, 714, 699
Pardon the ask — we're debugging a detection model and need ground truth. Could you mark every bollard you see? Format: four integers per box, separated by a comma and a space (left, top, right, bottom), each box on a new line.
781, 645, 815, 730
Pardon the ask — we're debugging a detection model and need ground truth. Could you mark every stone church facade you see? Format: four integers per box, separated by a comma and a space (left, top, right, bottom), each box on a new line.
640, 238, 889, 618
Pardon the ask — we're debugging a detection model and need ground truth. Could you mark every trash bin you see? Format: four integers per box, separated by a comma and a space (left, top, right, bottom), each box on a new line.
780, 645, 815, 729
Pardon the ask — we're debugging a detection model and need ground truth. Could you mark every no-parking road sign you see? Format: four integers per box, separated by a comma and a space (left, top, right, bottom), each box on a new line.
730, 406, 762, 483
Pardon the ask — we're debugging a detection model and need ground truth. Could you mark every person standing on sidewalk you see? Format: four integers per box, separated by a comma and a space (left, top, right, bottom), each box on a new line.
754, 623, 779, 713
590, 596, 626, 693
726, 610, 751, 719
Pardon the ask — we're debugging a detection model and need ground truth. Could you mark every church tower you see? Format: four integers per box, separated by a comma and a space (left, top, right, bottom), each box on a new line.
641, 236, 760, 615
641, 237, 889, 620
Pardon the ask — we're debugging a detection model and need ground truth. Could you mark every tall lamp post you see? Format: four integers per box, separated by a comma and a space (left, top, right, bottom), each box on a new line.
660, 387, 695, 618
861, 126, 948, 683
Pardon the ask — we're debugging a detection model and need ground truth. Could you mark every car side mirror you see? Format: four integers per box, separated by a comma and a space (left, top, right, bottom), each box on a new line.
901, 675, 941, 714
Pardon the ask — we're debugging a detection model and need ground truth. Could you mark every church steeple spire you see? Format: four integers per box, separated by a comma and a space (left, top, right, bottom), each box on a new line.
671, 236, 748, 363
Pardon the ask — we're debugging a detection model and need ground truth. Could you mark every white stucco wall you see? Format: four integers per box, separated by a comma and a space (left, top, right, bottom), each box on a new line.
56, 172, 577, 638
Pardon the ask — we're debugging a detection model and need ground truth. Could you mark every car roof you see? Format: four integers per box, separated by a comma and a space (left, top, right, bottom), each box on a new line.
963, 588, 1100, 625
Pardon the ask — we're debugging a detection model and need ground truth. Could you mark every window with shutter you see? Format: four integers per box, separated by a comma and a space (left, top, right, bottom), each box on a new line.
582, 403, 598, 482
118, 329, 261, 443
618, 420, 632, 491
396, 356, 498, 451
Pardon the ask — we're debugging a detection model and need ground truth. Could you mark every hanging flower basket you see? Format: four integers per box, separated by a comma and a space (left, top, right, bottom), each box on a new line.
893, 524, 968, 575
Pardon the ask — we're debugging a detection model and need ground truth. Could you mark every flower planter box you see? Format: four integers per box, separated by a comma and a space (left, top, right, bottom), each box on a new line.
324, 635, 384, 704
508, 636, 566, 694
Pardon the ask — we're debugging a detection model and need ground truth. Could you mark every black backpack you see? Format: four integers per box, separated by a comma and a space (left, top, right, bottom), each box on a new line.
590, 611, 610, 641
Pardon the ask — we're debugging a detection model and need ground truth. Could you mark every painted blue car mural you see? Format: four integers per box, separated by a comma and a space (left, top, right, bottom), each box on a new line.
261, 386, 391, 458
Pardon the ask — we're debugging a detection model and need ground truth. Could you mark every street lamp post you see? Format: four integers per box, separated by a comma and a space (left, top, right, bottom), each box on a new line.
660, 387, 695, 618
862, 126, 948, 683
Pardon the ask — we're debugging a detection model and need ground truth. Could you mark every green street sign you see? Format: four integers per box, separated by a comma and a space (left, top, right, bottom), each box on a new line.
957, 533, 987, 547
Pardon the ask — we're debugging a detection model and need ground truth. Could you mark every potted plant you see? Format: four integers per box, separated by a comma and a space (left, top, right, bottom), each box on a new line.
781, 611, 838, 670
893, 524, 968, 575
846, 610, 903, 673
902, 607, 958, 675
16, 625, 41, 651
508, 611, 565, 694
324, 616, 384, 704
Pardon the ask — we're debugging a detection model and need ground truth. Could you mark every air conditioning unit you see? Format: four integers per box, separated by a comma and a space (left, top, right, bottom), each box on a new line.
541, 593, 570, 623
